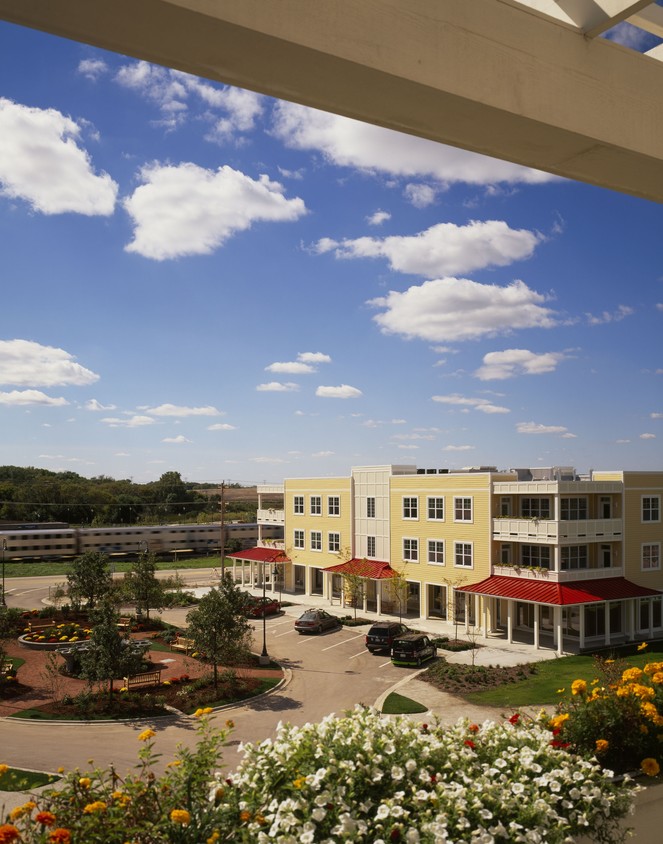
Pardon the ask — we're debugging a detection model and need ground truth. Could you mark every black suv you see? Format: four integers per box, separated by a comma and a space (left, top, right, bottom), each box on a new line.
391, 633, 437, 667
365, 621, 409, 653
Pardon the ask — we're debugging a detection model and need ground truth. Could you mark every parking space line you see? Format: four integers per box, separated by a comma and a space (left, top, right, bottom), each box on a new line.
321, 634, 365, 652
348, 650, 370, 659
272, 629, 297, 638
379, 660, 392, 668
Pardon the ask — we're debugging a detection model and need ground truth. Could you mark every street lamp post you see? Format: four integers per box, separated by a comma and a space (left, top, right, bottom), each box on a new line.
1, 539, 6, 607
259, 560, 269, 665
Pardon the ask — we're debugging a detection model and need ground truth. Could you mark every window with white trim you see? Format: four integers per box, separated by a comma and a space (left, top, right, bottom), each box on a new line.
367, 536, 376, 558
643, 543, 661, 571
403, 538, 418, 562
454, 497, 473, 522
293, 529, 305, 549
366, 497, 376, 519
428, 539, 444, 565
521, 545, 551, 568
427, 497, 444, 520
403, 497, 418, 519
454, 542, 473, 568
561, 498, 588, 520
310, 496, 321, 516
310, 530, 322, 551
500, 543, 512, 565
643, 496, 661, 523
328, 532, 340, 553
561, 545, 588, 570
500, 497, 511, 517
521, 497, 550, 519
293, 496, 304, 515
328, 496, 340, 516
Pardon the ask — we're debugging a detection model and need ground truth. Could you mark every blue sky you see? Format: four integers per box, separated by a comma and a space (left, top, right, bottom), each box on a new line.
0, 21, 661, 485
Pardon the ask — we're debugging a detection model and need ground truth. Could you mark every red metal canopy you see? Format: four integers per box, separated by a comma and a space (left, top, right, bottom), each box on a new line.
457, 576, 661, 606
323, 558, 397, 580
226, 547, 290, 564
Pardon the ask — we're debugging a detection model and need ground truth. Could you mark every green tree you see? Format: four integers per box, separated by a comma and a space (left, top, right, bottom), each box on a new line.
122, 551, 165, 620
185, 577, 252, 691
67, 551, 113, 609
384, 566, 409, 622
79, 600, 145, 706
338, 555, 369, 620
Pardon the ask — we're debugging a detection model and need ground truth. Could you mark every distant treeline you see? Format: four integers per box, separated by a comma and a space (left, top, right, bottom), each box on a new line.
0, 466, 259, 526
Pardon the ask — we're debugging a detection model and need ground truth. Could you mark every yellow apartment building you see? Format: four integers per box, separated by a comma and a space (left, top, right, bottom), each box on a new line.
238, 464, 663, 654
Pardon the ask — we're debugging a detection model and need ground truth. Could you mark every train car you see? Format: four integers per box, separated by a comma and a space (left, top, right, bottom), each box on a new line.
0, 527, 78, 560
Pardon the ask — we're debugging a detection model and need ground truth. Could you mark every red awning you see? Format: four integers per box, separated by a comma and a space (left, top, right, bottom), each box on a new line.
323, 559, 397, 580
457, 576, 661, 606
226, 547, 290, 564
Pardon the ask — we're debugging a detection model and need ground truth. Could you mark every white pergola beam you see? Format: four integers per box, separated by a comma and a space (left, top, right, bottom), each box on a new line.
1, 0, 663, 202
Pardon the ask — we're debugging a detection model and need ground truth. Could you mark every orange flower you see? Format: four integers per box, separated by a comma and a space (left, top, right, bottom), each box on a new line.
641, 757, 660, 777
170, 810, 190, 825
571, 679, 587, 696
48, 830, 72, 844
36, 811, 56, 826
0, 825, 20, 843
239, 810, 252, 823
595, 739, 609, 753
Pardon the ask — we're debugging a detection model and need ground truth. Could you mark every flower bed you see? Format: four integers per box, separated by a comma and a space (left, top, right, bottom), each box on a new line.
19, 623, 91, 651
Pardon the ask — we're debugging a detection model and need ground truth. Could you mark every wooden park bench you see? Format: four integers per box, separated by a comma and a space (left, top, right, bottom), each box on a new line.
170, 636, 195, 655
122, 668, 162, 690
1, 658, 13, 675
28, 621, 57, 634
117, 616, 132, 631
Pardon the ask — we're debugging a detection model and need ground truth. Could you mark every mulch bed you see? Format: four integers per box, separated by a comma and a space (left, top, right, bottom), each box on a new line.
422, 660, 537, 694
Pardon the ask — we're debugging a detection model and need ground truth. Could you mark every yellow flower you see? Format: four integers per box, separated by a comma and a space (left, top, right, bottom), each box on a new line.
166, 761, 182, 768
549, 713, 570, 729
138, 729, 156, 742
641, 702, 658, 720
652, 673, 663, 685
571, 679, 587, 696
293, 775, 306, 789
83, 801, 107, 814
641, 757, 660, 777
638, 641, 648, 651
0, 764, 8, 777
632, 683, 655, 701
622, 667, 643, 683
225, 719, 235, 729
556, 688, 565, 694
170, 809, 191, 825
605, 659, 615, 664
78, 777, 91, 789
207, 833, 220, 844
595, 739, 609, 753
57, 767, 65, 774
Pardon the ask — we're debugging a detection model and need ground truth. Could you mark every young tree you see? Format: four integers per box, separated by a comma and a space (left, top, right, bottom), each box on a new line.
186, 577, 252, 691
122, 551, 165, 620
66, 551, 113, 610
384, 566, 409, 622
339, 558, 369, 620
79, 600, 145, 706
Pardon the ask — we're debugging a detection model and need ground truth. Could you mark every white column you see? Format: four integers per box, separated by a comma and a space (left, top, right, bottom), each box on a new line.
649, 599, 654, 639
377, 582, 383, 616
483, 601, 489, 637
555, 606, 563, 655
421, 583, 429, 620
533, 604, 540, 650
507, 600, 513, 643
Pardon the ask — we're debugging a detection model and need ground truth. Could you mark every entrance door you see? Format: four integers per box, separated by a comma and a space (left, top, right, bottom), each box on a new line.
600, 496, 611, 518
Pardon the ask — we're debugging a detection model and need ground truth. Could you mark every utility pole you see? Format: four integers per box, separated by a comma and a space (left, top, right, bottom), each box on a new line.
220, 482, 226, 579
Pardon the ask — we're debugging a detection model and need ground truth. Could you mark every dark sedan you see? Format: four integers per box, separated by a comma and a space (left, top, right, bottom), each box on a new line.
294, 609, 342, 634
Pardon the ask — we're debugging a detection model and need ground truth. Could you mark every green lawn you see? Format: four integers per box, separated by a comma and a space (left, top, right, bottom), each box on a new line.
382, 692, 428, 715
464, 642, 662, 707
0, 767, 60, 791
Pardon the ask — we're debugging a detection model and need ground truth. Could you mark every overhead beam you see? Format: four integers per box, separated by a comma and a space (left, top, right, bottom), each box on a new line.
1, 0, 663, 202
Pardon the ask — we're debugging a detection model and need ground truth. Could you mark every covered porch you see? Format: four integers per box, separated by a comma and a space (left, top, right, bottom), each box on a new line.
457, 576, 663, 655
322, 558, 400, 615
225, 547, 290, 597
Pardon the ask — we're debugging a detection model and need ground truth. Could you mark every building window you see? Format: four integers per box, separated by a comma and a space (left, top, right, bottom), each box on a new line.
521, 545, 551, 568
310, 496, 322, 516
500, 497, 511, 517
454, 542, 473, 568
310, 531, 322, 551
561, 545, 588, 570
328, 496, 340, 516
521, 498, 550, 519
428, 540, 444, 565
643, 543, 661, 571
427, 497, 444, 521
293, 529, 305, 549
403, 538, 418, 562
454, 497, 473, 522
328, 532, 340, 553
561, 498, 588, 520
293, 496, 304, 515
403, 497, 418, 519
366, 497, 376, 519
367, 536, 376, 557
643, 496, 661, 523
500, 543, 512, 565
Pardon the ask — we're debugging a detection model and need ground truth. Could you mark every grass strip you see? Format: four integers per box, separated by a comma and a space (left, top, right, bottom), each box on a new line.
382, 692, 428, 715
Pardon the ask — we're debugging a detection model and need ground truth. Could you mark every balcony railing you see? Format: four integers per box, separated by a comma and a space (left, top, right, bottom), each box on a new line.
492, 518, 622, 543
257, 508, 285, 525
493, 564, 624, 583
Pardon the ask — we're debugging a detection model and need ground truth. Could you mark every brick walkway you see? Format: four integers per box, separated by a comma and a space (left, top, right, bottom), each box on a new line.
1, 634, 276, 718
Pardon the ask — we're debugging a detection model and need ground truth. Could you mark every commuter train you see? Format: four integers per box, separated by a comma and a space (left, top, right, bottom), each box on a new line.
0, 522, 283, 561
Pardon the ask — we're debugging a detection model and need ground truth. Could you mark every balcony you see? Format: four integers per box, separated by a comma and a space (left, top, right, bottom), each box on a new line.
493, 564, 624, 583
492, 518, 622, 543
257, 508, 285, 526
257, 538, 285, 550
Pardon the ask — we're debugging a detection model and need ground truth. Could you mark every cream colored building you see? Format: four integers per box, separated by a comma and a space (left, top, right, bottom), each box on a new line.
247, 464, 663, 654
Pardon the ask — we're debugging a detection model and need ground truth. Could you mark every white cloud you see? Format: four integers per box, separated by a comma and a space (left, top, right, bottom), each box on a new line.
475, 349, 568, 380
432, 393, 510, 414
397, 444, 419, 450
162, 435, 192, 443
207, 423, 237, 431
271, 101, 555, 185
392, 433, 436, 441
250, 456, 287, 464
0, 389, 68, 406
77, 59, 108, 81
312, 450, 334, 457
142, 403, 222, 417
115, 452, 131, 457
0, 340, 99, 387
123, 163, 306, 260
256, 382, 300, 392
656, 303, 663, 312
316, 384, 363, 399
370, 278, 557, 343
615, 438, 631, 444
640, 432, 657, 440
298, 351, 332, 364
586, 305, 634, 325
443, 444, 475, 451
265, 361, 316, 374
651, 413, 663, 419
101, 415, 155, 427
404, 183, 437, 208
315, 220, 542, 278
367, 210, 391, 226
516, 421, 570, 435
85, 398, 116, 411
0, 98, 117, 215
